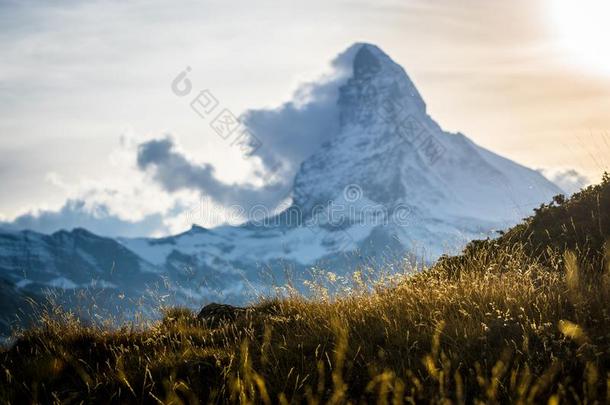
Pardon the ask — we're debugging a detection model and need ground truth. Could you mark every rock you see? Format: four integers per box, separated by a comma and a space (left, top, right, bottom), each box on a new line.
197, 303, 247, 327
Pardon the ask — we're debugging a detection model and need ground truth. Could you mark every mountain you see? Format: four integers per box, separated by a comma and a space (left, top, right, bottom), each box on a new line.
0, 228, 161, 338
293, 44, 561, 224
0, 227, 251, 339
119, 43, 561, 278
0, 43, 563, 337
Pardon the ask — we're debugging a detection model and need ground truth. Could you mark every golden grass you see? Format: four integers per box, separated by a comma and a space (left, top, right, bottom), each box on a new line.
1, 244, 609, 404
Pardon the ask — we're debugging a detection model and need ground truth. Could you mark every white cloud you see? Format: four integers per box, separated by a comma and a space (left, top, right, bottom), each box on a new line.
540, 168, 591, 195
0, 133, 207, 237
0, 199, 169, 238
134, 45, 361, 214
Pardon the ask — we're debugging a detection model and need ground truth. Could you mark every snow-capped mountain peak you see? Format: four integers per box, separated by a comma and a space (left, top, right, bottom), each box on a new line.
338, 43, 426, 128
293, 43, 561, 225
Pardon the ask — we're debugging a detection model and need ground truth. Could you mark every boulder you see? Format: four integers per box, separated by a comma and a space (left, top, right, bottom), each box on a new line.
196, 303, 247, 327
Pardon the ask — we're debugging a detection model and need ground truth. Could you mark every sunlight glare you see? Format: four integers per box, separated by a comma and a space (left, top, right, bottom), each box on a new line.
548, 0, 610, 75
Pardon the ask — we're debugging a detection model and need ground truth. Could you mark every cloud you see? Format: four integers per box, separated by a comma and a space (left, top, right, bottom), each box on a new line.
0, 199, 169, 238
540, 168, 591, 195
0, 136, 211, 237
241, 44, 360, 174
136, 136, 289, 210
136, 44, 362, 210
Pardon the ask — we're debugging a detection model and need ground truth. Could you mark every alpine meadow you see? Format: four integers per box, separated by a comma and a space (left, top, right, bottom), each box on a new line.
1, 1, 609, 404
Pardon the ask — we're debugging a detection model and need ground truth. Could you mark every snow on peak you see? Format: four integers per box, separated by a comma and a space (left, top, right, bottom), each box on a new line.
337, 43, 427, 129
292, 43, 561, 224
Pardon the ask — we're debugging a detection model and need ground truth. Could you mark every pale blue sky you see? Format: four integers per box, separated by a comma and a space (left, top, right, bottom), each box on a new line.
0, 0, 608, 236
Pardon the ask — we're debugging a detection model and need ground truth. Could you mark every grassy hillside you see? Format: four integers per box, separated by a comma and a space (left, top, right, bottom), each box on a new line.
1, 176, 609, 404
438, 173, 610, 274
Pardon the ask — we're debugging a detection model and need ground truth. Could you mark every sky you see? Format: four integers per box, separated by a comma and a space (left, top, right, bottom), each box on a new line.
0, 0, 609, 237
